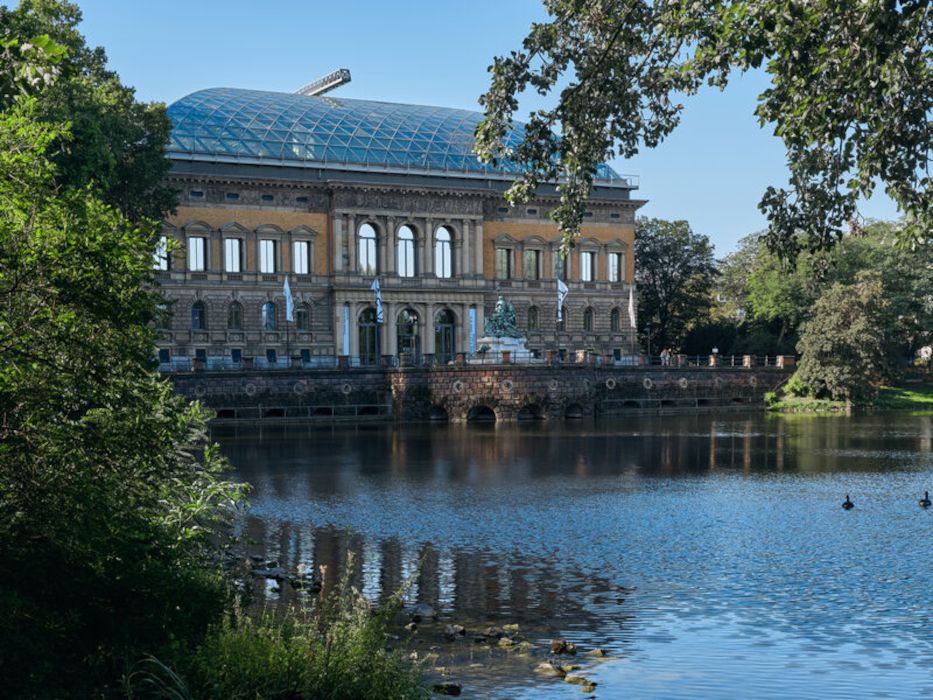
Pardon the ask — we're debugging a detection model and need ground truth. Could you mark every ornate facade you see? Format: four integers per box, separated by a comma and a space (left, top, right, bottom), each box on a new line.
156, 88, 645, 368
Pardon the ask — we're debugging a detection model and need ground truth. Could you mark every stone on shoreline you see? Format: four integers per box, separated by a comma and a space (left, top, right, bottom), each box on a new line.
411, 603, 437, 622
443, 624, 466, 640
431, 681, 462, 696
550, 639, 577, 655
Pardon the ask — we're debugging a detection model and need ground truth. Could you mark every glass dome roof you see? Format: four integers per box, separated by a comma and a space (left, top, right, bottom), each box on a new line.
167, 88, 623, 182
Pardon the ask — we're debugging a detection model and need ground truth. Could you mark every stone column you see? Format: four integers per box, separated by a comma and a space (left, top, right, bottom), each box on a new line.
417, 224, 427, 277
377, 216, 388, 275
385, 302, 397, 355
424, 219, 434, 276
474, 221, 484, 276
349, 303, 359, 357
456, 304, 466, 353
347, 214, 357, 273
474, 303, 485, 340
453, 236, 463, 281
461, 219, 471, 276
385, 217, 396, 275
334, 214, 346, 272
422, 303, 435, 354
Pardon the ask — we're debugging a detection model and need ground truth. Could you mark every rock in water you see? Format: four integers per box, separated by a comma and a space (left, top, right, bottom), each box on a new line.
443, 624, 466, 641
411, 603, 437, 622
550, 639, 578, 655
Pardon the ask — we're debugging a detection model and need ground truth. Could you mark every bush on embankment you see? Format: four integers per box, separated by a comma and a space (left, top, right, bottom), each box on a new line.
126, 569, 427, 700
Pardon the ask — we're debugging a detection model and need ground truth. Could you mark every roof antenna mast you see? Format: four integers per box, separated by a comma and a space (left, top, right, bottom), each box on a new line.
295, 69, 351, 97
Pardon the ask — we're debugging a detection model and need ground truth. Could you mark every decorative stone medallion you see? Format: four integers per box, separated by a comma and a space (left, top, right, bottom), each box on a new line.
341, 382, 352, 395
679, 377, 689, 390
501, 379, 514, 392
643, 377, 653, 390
452, 380, 465, 394
605, 378, 617, 390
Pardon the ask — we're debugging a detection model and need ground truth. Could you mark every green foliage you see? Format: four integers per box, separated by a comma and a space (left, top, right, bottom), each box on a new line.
0, 10, 245, 696
635, 216, 717, 351
127, 567, 427, 700
476, 1, 932, 258
793, 271, 894, 402
2, 0, 176, 221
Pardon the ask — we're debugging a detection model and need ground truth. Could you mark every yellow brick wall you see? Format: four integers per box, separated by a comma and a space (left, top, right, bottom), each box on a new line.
483, 220, 635, 282
168, 207, 331, 275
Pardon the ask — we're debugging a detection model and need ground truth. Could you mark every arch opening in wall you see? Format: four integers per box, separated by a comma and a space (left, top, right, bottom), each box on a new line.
517, 404, 543, 421
731, 397, 747, 404
467, 405, 496, 423
358, 405, 380, 416
565, 403, 584, 419
312, 406, 334, 417
660, 399, 677, 407
434, 308, 456, 365
428, 405, 449, 422
358, 222, 378, 276
263, 407, 285, 418
397, 225, 416, 277
622, 400, 640, 409
696, 398, 711, 407
215, 408, 236, 419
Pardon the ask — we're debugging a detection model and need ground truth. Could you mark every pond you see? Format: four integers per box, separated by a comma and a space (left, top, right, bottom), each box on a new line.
216, 412, 933, 699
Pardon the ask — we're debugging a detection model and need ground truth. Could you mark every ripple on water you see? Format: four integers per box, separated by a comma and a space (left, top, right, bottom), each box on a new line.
219, 412, 933, 699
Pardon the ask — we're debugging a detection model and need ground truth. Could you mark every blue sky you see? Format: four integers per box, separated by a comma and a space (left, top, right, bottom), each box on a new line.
74, 0, 899, 255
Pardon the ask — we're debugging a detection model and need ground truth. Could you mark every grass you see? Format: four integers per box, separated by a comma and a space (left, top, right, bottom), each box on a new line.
766, 382, 933, 413
124, 558, 427, 700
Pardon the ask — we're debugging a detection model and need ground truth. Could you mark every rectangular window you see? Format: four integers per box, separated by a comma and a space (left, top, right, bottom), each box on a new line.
581, 251, 595, 281
187, 237, 206, 271
157, 348, 170, 364
293, 240, 310, 275
231, 348, 242, 364
259, 239, 276, 273
300, 348, 311, 363
495, 248, 512, 279
609, 252, 622, 282
224, 238, 241, 273
154, 235, 169, 270
523, 250, 540, 280
266, 348, 277, 363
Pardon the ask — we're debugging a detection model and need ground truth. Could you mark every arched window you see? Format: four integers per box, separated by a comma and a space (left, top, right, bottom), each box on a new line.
556, 305, 567, 332
227, 301, 243, 330
583, 307, 594, 332
358, 223, 377, 276
527, 306, 539, 331
396, 225, 416, 277
434, 309, 456, 364
296, 303, 311, 331
262, 301, 276, 330
396, 308, 420, 357
358, 307, 378, 364
434, 226, 453, 278
191, 301, 207, 330
610, 307, 621, 332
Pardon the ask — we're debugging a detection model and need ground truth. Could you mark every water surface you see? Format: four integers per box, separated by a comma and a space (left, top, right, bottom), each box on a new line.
217, 412, 933, 698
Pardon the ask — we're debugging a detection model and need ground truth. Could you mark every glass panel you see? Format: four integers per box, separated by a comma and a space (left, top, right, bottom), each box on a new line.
224, 238, 241, 273
187, 237, 206, 271
581, 252, 594, 282
523, 249, 539, 280
495, 248, 511, 280
154, 235, 169, 270
191, 302, 206, 330
259, 239, 276, 273
555, 253, 566, 281
262, 302, 276, 330
293, 240, 310, 275
610, 308, 620, 332
296, 305, 310, 331
397, 226, 415, 277
584, 307, 594, 331
527, 306, 538, 331
434, 227, 452, 278
358, 223, 377, 276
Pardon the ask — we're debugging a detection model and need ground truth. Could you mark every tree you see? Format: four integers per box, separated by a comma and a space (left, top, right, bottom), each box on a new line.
794, 271, 895, 402
476, 1, 931, 259
635, 217, 717, 352
0, 8, 244, 696
1, 0, 176, 222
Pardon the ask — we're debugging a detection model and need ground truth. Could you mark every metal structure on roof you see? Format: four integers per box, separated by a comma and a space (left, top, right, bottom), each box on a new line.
295, 69, 351, 97
167, 87, 629, 184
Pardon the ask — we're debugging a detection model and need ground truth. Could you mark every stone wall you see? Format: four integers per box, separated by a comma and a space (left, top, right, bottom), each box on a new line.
169, 365, 791, 423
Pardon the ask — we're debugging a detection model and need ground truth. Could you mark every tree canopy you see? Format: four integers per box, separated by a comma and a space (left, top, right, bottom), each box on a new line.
476, 1, 931, 259
635, 217, 717, 351
0, 3, 244, 694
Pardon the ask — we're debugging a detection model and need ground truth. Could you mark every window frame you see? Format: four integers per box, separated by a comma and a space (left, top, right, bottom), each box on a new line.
434, 226, 453, 279
224, 238, 242, 273
358, 223, 378, 276
396, 225, 416, 278
523, 248, 540, 281
259, 239, 277, 274
292, 239, 311, 275
495, 247, 513, 280
187, 236, 207, 272
581, 251, 595, 282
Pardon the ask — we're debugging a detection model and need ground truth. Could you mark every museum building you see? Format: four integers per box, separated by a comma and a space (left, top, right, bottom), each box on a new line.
155, 86, 645, 368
